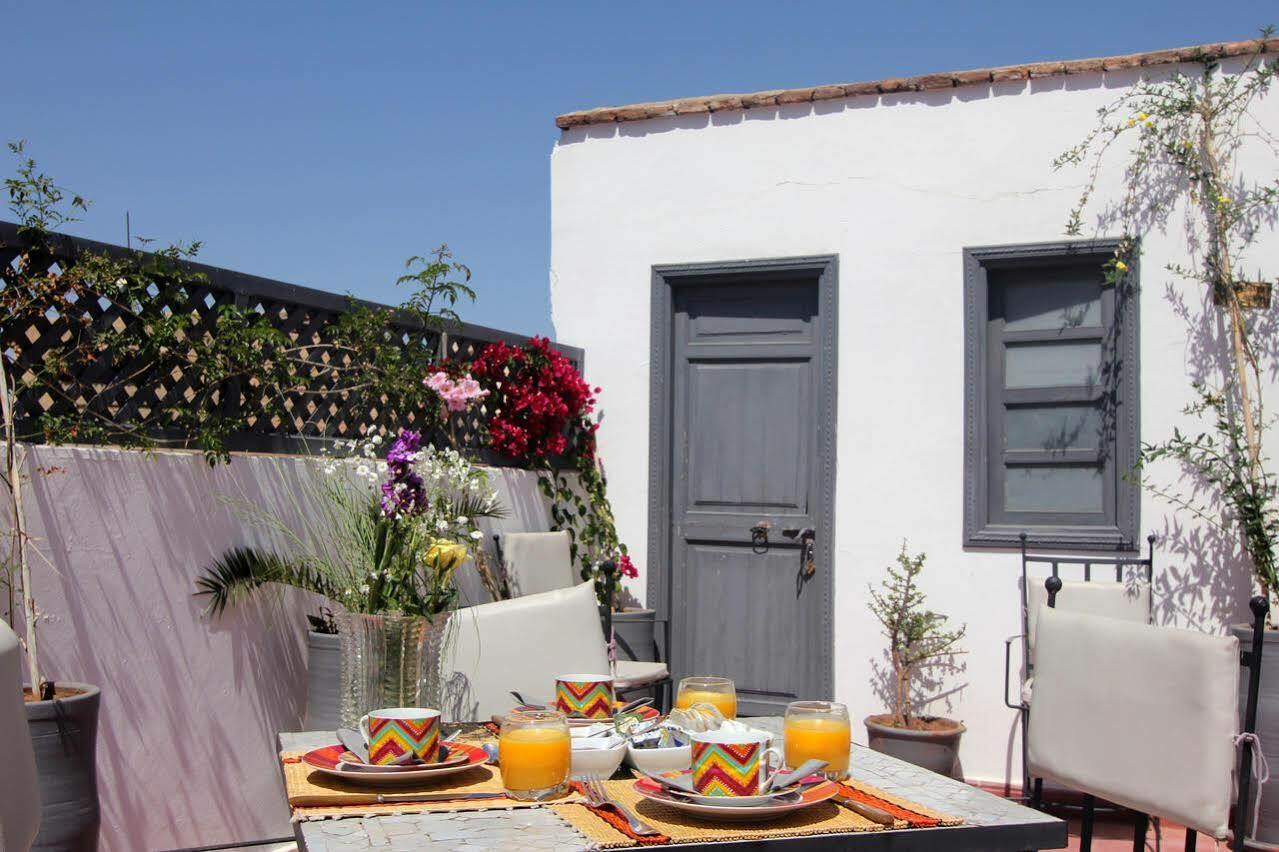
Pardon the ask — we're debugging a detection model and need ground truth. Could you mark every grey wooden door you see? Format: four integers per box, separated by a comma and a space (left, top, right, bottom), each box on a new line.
651, 258, 837, 716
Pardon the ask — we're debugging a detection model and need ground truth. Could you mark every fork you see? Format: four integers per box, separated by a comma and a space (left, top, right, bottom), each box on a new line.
582, 778, 661, 836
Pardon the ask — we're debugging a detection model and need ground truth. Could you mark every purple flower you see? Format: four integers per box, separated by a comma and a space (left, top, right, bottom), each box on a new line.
380, 430, 426, 517
385, 430, 422, 468
381, 470, 425, 517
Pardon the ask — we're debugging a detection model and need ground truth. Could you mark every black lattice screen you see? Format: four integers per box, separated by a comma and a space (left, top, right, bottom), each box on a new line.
0, 222, 582, 459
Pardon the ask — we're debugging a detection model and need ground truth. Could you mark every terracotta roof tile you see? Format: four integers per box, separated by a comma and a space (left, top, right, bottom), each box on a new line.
554, 36, 1278, 130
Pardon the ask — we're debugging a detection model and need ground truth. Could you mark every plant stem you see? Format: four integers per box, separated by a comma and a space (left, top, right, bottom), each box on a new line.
0, 358, 41, 691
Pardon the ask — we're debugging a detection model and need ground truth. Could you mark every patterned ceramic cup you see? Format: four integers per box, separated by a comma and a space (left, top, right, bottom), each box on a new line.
554, 674, 615, 720
359, 707, 442, 765
689, 729, 784, 796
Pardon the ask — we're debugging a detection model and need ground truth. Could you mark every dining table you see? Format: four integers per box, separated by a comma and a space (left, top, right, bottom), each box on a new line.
278, 716, 1066, 850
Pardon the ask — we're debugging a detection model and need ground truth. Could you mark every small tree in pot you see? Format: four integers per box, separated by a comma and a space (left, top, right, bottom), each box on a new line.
865, 543, 967, 779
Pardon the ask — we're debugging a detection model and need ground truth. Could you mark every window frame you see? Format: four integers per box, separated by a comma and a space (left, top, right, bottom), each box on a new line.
962, 238, 1140, 551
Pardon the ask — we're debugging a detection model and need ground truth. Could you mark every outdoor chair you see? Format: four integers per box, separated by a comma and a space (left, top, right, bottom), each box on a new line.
1005, 531, 1156, 800
493, 534, 671, 708
0, 620, 40, 852
493, 531, 577, 597
439, 573, 669, 720
1027, 583, 1268, 851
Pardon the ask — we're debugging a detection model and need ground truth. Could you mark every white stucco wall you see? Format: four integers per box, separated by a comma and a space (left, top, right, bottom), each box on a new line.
8, 444, 552, 851
550, 58, 1279, 786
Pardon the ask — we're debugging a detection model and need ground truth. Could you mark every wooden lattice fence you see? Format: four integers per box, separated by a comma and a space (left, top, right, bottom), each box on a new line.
0, 221, 582, 461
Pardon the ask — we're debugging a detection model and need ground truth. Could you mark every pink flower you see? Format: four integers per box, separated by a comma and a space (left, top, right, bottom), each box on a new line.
424, 371, 489, 412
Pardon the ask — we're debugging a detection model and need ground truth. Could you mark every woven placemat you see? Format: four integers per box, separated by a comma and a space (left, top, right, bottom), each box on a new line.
842, 776, 963, 827
281, 750, 582, 817
551, 779, 882, 847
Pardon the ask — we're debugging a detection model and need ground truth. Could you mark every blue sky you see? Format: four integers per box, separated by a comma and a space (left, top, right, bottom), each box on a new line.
4, 2, 1273, 340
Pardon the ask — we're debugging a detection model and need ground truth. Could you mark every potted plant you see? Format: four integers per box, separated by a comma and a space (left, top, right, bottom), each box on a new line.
198, 431, 504, 724
1055, 31, 1279, 845
864, 543, 967, 780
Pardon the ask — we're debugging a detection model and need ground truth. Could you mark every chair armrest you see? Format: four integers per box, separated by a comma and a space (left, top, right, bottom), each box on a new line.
1004, 634, 1027, 710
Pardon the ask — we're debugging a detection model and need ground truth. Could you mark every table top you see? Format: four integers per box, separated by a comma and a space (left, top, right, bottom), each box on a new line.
280, 717, 1065, 851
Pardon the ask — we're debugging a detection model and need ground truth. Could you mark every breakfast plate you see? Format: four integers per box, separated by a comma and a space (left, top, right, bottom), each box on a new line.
632, 776, 838, 822
301, 742, 488, 785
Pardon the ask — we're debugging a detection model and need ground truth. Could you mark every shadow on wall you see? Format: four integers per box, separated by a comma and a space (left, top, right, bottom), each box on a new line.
19, 448, 316, 851
867, 650, 968, 725
14, 448, 566, 850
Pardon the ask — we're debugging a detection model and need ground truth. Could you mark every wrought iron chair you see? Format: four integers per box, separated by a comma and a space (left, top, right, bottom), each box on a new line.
1004, 531, 1157, 802
1028, 577, 1268, 851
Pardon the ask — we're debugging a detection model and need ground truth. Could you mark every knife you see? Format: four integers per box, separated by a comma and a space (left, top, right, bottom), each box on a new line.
833, 794, 896, 826
376, 791, 507, 804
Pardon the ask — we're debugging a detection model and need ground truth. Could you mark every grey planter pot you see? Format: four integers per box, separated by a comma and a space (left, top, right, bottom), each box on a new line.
26, 682, 100, 852
306, 630, 342, 731
611, 609, 658, 663
864, 715, 965, 780
1232, 623, 1279, 849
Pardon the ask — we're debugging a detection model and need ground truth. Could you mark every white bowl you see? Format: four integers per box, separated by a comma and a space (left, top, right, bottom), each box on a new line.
626, 738, 692, 776
570, 736, 626, 780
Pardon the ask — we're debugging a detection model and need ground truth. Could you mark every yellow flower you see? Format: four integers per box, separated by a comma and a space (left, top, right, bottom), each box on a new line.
1115, 260, 1129, 273
426, 540, 469, 580
1219, 195, 1233, 205
1137, 112, 1147, 121
1126, 118, 1136, 128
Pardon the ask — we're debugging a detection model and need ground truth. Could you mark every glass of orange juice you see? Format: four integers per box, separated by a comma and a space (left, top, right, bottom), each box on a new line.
784, 700, 851, 780
675, 676, 737, 719
498, 710, 571, 800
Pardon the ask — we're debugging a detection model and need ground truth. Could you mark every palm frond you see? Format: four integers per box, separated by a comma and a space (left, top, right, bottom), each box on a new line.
195, 546, 339, 617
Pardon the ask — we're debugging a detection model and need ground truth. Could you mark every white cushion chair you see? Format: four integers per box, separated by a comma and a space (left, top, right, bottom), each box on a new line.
1006, 533, 1157, 803
439, 580, 669, 722
0, 620, 40, 851
1027, 598, 1269, 851
497, 531, 577, 597
440, 580, 609, 721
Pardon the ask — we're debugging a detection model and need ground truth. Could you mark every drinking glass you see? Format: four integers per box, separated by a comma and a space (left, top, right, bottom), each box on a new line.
784, 700, 851, 780
498, 710, 571, 800
675, 676, 737, 719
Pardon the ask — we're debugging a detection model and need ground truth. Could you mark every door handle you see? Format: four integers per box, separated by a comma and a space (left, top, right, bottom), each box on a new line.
783, 528, 817, 578
750, 521, 772, 554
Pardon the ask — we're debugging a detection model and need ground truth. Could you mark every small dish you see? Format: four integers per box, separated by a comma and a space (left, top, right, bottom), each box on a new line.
626, 729, 692, 776
570, 735, 626, 780
632, 776, 838, 823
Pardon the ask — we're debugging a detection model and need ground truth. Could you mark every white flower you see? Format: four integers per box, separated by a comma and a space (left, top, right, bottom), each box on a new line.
455, 516, 469, 525
371, 434, 383, 445
359, 583, 370, 594
356, 464, 371, 477
470, 530, 483, 540
436, 519, 451, 533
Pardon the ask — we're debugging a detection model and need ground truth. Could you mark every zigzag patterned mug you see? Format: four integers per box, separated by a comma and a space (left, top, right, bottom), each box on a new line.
554, 674, 615, 719
359, 707, 442, 765
690, 729, 785, 796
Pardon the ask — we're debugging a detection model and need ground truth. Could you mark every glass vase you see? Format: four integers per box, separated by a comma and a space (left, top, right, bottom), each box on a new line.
337, 612, 447, 727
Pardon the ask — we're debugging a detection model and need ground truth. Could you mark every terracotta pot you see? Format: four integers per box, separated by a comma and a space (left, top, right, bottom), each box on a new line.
26, 682, 101, 851
864, 714, 965, 780
1213, 280, 1272, 310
